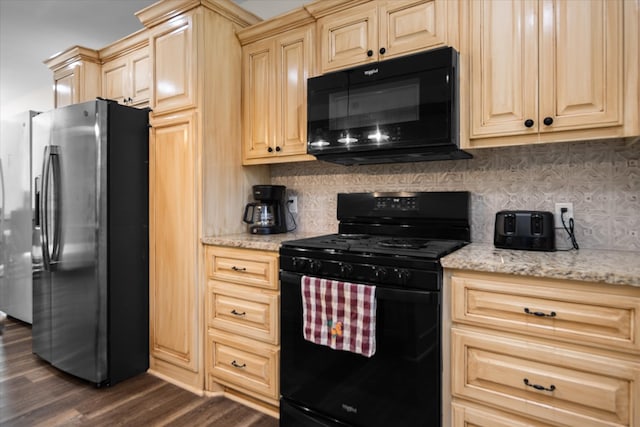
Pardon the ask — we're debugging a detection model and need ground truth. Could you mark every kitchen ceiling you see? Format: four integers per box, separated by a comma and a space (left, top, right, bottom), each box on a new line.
0, 0, 308, 115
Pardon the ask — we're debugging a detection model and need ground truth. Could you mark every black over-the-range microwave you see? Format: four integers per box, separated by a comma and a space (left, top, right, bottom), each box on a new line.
307, 46, 471, 165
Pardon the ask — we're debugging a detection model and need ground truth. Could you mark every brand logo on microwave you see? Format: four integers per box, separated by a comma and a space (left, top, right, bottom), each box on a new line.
342, 404, 358, 414
363, 68, 379, 76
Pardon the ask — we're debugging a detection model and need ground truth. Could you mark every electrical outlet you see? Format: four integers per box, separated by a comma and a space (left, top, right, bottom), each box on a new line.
554, 202, 574, 228
289, 196, 298, 213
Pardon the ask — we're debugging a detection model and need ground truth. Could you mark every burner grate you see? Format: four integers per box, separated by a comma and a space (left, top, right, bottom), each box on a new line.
377, 238, 430, 249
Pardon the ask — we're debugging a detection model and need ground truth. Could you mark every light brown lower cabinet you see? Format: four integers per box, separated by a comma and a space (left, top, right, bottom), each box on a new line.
207, 329, 279, 402
452, 400, 553, 427
205, 246, 280, 411
448, 270, 640, 427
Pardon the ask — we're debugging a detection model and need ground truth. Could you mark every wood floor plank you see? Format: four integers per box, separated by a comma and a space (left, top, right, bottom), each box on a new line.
0, 318, 279, 426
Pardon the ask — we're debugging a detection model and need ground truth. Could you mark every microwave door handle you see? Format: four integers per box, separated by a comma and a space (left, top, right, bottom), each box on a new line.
40, 146, 52, 270
49, 146, 61, 265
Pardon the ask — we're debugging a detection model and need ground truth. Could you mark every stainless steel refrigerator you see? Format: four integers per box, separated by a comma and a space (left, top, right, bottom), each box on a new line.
0, 111, 39, 324
32, 99, 149, 386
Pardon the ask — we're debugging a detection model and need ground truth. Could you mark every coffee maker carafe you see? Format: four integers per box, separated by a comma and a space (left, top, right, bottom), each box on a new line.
243, 185, 288, 234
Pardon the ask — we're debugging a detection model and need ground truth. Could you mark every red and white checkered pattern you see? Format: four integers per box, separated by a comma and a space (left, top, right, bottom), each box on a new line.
301, 275, 376, 358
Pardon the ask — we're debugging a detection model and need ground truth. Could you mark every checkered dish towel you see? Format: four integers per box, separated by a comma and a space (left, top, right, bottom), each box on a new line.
301, 275, 376, 358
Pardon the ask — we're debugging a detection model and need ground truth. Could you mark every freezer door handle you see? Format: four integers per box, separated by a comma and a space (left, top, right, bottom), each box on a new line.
40, 145, 61, 271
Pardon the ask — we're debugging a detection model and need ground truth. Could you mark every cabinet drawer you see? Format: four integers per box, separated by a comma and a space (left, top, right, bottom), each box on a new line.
451, 273, 640, 354
452, 400, 553, 427
207, 281, 278, 345
207, 330, 279, 401
206, 247, 278, 290
452, 328, 640, 427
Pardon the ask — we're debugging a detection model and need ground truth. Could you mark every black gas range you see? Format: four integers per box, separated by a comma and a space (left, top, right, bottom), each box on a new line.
279, 191, 470, 427
279, 234, 466, 290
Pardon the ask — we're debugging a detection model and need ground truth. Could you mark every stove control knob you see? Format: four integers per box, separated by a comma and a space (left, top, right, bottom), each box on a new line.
339, 262, 353, 277
292, 257, 307, 271
396, 269, 411, 284
309, 260, 322, 274
373, 267, 388, 280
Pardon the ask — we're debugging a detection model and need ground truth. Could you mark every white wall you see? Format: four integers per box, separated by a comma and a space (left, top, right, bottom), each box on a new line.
0, 85, 53, 120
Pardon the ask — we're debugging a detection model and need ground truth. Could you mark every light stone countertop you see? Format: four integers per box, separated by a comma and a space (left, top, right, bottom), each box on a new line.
441, 243, 640, 287
202, 232, 321, 252
202, 235, 640, 287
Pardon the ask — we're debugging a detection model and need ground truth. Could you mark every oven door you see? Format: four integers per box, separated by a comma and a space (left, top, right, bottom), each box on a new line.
280, 270, 441, 427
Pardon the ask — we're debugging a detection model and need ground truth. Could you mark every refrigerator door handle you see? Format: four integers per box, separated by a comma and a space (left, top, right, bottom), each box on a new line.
40, 146, 60, 270
34, 176, 40, 227
40, 146, 51, 270
0, 158, 4, 241
50, 146, 61, 265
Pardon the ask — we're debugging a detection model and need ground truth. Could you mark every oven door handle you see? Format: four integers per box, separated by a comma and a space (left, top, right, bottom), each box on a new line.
375, 287, 438, 304
280, 271, 438, 304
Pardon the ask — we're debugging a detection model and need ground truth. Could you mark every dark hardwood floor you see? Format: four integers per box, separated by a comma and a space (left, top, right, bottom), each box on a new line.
0, 318, 279, 427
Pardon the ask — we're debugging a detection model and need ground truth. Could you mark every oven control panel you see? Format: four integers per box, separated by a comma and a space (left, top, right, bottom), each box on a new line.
374, 196, 418, 211
281, 253, 440, 291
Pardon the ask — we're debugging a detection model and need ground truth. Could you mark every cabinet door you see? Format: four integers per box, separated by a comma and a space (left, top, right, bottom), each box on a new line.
452, 401, 553, 427
208, 281, 279, 345
452, 328, 640, 427
53, 70, 75, 108
149, 110, 199, 373
451, 274, 640, 354
242, 38, 276, 160
151, 14, 196, 112
539, 0, 622, 132
276, 26, 313, 158
102, 57, 129, 104
130, 47, 150, 105
317, 2, 377, 73
379, 0, 447, 60
207, 246, 278, 290
207, 329, 279, 403
469, 0, 538, 138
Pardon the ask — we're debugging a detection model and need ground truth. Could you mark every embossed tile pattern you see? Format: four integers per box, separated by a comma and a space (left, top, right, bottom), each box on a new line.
271, 139, 640, 251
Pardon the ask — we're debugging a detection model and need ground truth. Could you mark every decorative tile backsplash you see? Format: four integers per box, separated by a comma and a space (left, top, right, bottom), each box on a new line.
271, 138, 640, 251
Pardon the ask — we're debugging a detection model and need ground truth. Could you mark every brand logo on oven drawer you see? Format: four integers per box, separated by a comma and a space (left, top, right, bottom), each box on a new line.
364, 68, 378, 76
341, 404, 358, 414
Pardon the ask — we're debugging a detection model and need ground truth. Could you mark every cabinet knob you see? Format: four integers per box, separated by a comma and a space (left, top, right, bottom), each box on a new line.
543, 116, 554, 126
379, 47, 386, 55
267, 147, 274, 153
275, 146, 281, 152
524, 119, 535, 128
367, 50, 374, 57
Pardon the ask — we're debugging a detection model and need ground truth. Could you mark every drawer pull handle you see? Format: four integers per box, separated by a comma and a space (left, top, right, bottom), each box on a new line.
231, 266, 247, 272
524, 378, 555, 392
524, 308, 556, 317
231, 360, 246, 369
231, 309, 246, 317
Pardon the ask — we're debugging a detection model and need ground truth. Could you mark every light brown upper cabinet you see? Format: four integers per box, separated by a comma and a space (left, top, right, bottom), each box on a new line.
100, 30, 151, 107
44, 46, 101, 108
239, 12, 316, 165
136, 0, 268, 393
461, 0, 639, 148
316, 0, 453, 74
148, 13, 196, 114
102, 48, 150, 107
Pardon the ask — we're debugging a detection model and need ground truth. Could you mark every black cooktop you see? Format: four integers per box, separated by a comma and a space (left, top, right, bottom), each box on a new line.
281, 233, 467, 259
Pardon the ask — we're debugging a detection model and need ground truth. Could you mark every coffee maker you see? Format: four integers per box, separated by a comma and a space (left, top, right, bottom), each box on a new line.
243, 185, 288, 234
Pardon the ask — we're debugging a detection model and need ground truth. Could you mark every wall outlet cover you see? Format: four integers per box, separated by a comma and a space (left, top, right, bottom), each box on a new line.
289, 196, 298, 213
554, 202, 574, 228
